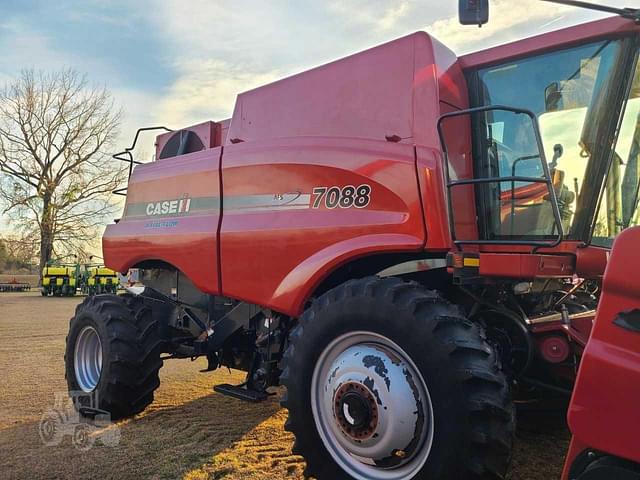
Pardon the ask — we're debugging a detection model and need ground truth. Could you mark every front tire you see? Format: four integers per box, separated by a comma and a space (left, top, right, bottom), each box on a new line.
65, 294, 163, 420
280, 276, 514, 480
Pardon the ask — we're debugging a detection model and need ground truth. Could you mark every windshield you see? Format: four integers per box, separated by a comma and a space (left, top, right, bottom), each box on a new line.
592, 65, 640, 247
475, 39, 628, 241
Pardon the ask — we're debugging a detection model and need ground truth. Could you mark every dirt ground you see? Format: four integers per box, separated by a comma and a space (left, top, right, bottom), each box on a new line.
0, 292, 570, 479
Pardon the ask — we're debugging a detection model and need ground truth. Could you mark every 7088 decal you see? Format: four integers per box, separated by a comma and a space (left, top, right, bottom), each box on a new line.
312, 184, 371, 209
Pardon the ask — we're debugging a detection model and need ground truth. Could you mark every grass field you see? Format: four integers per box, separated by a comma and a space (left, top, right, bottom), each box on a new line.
0, 292, 570, 479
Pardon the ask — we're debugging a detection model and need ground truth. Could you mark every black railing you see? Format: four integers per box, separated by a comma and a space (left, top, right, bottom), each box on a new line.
437, 105, 564, 249
112, 126, 173, 196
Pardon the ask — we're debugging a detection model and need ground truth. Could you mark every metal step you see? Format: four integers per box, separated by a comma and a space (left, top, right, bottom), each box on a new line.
213, 383, 269, 402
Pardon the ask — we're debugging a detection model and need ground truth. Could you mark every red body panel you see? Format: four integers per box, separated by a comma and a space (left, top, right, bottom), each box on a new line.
103, 148, 222, 294
219, 137, 424, 315
479, 252, 575, 278
226, 32, 459, 149
562, 227, 640, 479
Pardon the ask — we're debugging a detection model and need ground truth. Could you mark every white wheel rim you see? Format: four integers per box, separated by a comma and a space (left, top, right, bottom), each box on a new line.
74, 326, 103, 392
311, 331, 434, 480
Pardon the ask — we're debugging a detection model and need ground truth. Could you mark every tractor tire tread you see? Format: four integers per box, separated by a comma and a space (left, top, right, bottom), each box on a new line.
65, 294, 163, 420
280, 275, 514, 480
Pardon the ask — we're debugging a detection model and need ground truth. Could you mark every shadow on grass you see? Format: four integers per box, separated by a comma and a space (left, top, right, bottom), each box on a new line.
0, 390, 284, 480
0, 379, 571, 480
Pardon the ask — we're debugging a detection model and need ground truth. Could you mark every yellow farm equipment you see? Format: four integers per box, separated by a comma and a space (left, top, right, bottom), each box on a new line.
41, 266, 76, 297
83, 267, 119, 295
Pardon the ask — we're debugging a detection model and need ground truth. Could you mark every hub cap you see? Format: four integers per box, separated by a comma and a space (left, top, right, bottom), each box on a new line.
74, 326, 103, 392
311, 331, 434, 480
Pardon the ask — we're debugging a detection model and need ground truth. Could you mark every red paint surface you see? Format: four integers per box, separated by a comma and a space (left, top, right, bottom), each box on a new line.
226, 32, 451, 150
478, 253, 575, 278
103, 148, 222, 294
575, 245, 609, 279
219, 137, 425, 315
562, 227, 640, 478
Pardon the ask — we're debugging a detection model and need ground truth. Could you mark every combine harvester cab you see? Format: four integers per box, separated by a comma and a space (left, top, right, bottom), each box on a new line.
42, 266, 76, 297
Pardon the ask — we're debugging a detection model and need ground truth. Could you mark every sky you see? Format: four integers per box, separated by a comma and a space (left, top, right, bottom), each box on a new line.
0, 0, 637, 235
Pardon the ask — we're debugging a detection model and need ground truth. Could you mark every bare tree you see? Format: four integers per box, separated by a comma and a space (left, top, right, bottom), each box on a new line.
0, 69, 126, 273
0, 235, 38, 273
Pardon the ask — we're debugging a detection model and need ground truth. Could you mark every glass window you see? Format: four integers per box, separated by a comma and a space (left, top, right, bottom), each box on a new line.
592, 61, 640, 247
482, 110, 554, 237
476, 40, 622, 240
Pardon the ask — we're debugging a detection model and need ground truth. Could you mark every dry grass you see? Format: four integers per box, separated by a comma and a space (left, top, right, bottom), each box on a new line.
0, 293, 569, 479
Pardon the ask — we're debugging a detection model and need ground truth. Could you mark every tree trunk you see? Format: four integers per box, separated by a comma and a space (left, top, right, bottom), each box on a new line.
39, 195, 55, 278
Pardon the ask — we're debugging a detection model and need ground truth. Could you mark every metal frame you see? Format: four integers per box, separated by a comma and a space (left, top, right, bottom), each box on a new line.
437, 105, 564, 248
540, 1, 640, 22
112, 126, 173, 196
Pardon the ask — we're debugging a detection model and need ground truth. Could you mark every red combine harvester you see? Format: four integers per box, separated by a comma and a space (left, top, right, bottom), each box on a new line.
64, 1, 640, 479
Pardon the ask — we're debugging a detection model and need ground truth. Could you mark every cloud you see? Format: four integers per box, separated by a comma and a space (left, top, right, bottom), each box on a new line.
425, 0, 594, 53
152, 59, 281, 127
0, 20, 62, 72
143, 0, 308, 127
326, 0, 414, 32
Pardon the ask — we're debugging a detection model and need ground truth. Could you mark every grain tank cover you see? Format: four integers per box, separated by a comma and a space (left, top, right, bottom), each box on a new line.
226, 31, 464, 149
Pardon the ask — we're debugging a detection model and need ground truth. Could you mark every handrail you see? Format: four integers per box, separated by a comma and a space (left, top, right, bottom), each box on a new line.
437, 104, 564, 250
112, 126, 173, 196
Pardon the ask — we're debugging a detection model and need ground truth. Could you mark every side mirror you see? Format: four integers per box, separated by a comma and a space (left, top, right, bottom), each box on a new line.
459, 0, 489, 26
545, 82, 563, 112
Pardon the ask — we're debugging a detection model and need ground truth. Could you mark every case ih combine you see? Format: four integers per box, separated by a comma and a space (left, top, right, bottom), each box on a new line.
64, 1, 640, 479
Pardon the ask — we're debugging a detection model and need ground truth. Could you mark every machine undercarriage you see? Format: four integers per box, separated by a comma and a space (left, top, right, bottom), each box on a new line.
136, 263, 598, 403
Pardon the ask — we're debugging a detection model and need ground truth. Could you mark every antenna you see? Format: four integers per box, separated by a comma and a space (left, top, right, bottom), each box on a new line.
540, 0, 640, 21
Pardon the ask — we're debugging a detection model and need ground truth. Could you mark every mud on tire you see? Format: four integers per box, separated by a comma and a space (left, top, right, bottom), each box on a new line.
65, 294, 163, 420
280, 276, 515, 480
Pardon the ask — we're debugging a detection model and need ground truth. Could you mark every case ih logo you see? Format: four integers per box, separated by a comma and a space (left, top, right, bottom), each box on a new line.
146, 196, 191, 216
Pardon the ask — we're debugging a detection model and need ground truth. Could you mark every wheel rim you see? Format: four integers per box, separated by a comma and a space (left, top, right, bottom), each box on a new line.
74, 326, 103, 392
311, 331, 434, 480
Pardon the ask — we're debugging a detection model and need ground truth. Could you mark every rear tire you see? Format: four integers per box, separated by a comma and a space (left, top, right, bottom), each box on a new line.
280, 276, 514, 480
65, 294, 163, 420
